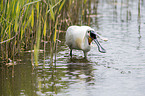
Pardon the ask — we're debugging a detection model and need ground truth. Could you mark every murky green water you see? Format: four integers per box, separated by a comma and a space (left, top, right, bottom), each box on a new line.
1, 0, 145, 96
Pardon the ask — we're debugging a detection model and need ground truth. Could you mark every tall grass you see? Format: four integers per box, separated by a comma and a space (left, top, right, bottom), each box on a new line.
0, 0, 90, 66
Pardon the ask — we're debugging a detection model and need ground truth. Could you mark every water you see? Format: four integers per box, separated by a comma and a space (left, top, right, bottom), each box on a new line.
1, 0, 145, 96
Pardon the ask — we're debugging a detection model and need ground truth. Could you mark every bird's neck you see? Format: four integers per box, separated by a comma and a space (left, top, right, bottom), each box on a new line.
82, 36, 91, 51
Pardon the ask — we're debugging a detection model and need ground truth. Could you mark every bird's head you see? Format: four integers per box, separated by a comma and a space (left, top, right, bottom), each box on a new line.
87, 30, 106, 53
87, 30, 96, 45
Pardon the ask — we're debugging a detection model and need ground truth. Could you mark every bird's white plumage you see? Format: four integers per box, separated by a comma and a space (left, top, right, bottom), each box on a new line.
66, 26, 94, 57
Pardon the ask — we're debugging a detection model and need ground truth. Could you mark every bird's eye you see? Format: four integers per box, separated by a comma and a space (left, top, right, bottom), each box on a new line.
88, 31, 90, 33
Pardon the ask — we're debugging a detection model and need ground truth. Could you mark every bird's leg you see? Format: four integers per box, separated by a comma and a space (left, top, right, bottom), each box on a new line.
70, 49, 72, 57
83, 51, 87, 59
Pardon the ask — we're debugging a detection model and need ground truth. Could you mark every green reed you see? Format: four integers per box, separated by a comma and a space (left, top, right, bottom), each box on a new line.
0, 0, 65, 64
0, 0, 90, 66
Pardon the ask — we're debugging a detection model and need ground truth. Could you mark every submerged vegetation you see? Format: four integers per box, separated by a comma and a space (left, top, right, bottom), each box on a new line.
0, 0, 91, 65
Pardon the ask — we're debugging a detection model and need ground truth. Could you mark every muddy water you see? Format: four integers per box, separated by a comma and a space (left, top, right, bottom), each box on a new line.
1, 0, 145, 96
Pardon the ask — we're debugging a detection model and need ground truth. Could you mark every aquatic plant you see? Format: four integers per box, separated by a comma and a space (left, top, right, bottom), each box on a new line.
0, 0, 90, 66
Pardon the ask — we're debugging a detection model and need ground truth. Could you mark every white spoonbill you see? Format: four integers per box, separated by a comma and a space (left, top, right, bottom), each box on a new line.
65, 25, 107, 58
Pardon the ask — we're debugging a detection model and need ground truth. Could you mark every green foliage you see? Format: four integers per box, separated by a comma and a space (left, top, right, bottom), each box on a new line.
0, 0, 68, 66
49, 4, 55, 22
0, 0, 89, 66
59, 0, 66, 13
43, 20, 46, 37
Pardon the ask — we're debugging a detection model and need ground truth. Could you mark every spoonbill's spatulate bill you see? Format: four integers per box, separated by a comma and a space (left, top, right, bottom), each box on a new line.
65, 26, 107, 58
